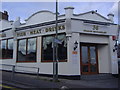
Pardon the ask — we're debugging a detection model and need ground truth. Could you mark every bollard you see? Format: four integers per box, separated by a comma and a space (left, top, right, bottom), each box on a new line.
11, 65, 15, 81
37, 68, 39, 78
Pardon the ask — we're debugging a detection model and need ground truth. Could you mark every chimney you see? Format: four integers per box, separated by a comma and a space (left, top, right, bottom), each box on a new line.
64, 7, 74, 38
107, 13, 114, 23
0, 11, 9, 20
64, 7, 74, 18
4, 11, 8, 15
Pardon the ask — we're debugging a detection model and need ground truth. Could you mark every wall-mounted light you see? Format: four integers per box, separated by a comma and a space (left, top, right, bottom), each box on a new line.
66, 34, 72, 41
113, 40, 118, 52
74, 41, 78, 51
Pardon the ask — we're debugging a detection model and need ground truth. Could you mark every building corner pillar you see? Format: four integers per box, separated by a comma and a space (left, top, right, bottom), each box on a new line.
109, 36, 118, 74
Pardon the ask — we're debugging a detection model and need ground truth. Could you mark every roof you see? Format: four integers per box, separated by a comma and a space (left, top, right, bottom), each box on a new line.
25, 10, 56, 21
73, 10, 110, 21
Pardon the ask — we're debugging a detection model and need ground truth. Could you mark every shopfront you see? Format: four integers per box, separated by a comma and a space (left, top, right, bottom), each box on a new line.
0, 7, 119, 78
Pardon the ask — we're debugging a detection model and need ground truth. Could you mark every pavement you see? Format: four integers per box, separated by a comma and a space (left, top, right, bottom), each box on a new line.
0, 70, 119, 89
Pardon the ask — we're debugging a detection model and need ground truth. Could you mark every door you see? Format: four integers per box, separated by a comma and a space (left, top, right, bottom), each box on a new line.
80, 44, 98, 75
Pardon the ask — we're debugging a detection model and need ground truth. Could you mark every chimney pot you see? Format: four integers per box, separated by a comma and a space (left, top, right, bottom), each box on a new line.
107, 13, 114, 23
4, 11, 8, 15
64, 6, 74, 18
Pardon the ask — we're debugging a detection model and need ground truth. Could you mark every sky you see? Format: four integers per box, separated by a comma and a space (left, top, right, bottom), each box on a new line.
1, 1, 119, 24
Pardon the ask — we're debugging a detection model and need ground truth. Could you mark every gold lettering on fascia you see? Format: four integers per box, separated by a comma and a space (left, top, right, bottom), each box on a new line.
0, 33, 6, 37
45, 27, 56, 32
45, 25, 65, 32
17, 25, 65, 37
83, 30, 106, 34
17, 32, 26, 37
30, 29, 41, 35
93, 25, 99, 30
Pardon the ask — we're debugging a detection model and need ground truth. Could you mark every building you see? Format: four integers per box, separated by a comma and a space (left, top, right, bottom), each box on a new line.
0, 11, 9, 20
0, 7, 119, 79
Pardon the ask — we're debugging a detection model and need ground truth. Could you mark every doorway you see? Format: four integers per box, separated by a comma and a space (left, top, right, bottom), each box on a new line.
80, 43, 98, 75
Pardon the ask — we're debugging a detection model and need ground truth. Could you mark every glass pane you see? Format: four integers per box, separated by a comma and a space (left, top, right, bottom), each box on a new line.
42, 36, 53, 61
42, 34, 67, 62
26, 38, 36, 61
17, 39, 26, 61
7, 39, 13, 58
90, 46, 96, 65
8, 39, 13, 49
58, 34, 67, 60
90, 65, 97, 72
43, 36, 53, 50
1, 40, 7, 49
58, 41, 67, 60
82, 65, 88, 72
1, 40, 7, 59
81, 46, 88, 64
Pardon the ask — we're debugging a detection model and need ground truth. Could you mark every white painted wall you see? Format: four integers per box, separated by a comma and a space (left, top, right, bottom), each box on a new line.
80, 34, 109, 44
108, 36, 118, 74
25, 11, 56, 25
0, 20, 13, 30
98, 45, 110, 73
71, 20, 117, 36
73, 12, 111, 23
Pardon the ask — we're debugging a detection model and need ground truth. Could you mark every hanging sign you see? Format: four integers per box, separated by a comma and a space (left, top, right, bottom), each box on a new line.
72, 51, 77, 54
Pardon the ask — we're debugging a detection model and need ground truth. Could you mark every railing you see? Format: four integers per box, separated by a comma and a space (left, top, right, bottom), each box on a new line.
0, 64, 40, 80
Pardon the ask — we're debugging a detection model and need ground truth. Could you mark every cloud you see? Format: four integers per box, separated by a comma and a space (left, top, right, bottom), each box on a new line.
110, 2, 118, 15
2, 2, 56, 22
109, 2, 119, 24
2, 2, 118, 23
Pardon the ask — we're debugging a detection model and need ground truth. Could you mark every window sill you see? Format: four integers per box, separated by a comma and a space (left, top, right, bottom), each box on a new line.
41, 59, 67, 63
16, 61, 36, 63
0, 58, 13, 59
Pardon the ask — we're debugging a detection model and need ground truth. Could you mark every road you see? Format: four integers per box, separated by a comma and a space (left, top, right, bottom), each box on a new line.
0, 83, 21, 90
0, 70, 118, 89
1, 71, 88, 89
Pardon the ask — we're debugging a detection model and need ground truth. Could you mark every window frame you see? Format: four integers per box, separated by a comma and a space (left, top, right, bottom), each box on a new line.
41, 33, 67, 63
16, 37, 37, 63
0, 38, 14, 59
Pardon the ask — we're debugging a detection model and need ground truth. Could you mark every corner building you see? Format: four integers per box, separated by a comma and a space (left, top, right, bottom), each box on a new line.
0, 7, 119, 79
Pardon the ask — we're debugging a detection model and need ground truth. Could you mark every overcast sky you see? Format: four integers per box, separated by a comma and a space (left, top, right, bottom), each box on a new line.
1, 1, 119, 24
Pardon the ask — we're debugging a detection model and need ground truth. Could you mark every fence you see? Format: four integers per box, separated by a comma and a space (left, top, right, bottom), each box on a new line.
0, 64, 40, 80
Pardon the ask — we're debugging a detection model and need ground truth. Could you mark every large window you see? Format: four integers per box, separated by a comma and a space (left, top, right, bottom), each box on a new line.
41, 34, 67, 62
0, 39, 13, 59
17, 38, 37, 62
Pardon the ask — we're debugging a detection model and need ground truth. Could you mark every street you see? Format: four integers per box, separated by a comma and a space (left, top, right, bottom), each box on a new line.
0, 70, 119, 89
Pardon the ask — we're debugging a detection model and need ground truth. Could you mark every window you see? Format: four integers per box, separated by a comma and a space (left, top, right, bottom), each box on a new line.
17, 38, 37, 62
0, 39, 13, 59
41, 34, 67, 62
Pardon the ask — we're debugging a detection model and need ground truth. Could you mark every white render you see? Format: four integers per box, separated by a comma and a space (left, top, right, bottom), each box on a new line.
0, 7, 119, 76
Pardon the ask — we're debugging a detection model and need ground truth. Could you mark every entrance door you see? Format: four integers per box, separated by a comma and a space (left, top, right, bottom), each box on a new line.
80, 44, 98, 75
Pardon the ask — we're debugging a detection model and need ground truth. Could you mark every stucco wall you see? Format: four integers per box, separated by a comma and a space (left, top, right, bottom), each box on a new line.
98, 45, 111, 73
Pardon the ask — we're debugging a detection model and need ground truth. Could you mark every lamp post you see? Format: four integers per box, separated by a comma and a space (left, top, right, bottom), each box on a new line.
53, 0, 58, 82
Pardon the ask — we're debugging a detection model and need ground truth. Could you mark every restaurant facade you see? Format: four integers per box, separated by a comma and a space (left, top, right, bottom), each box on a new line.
0, 7, 119, 78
